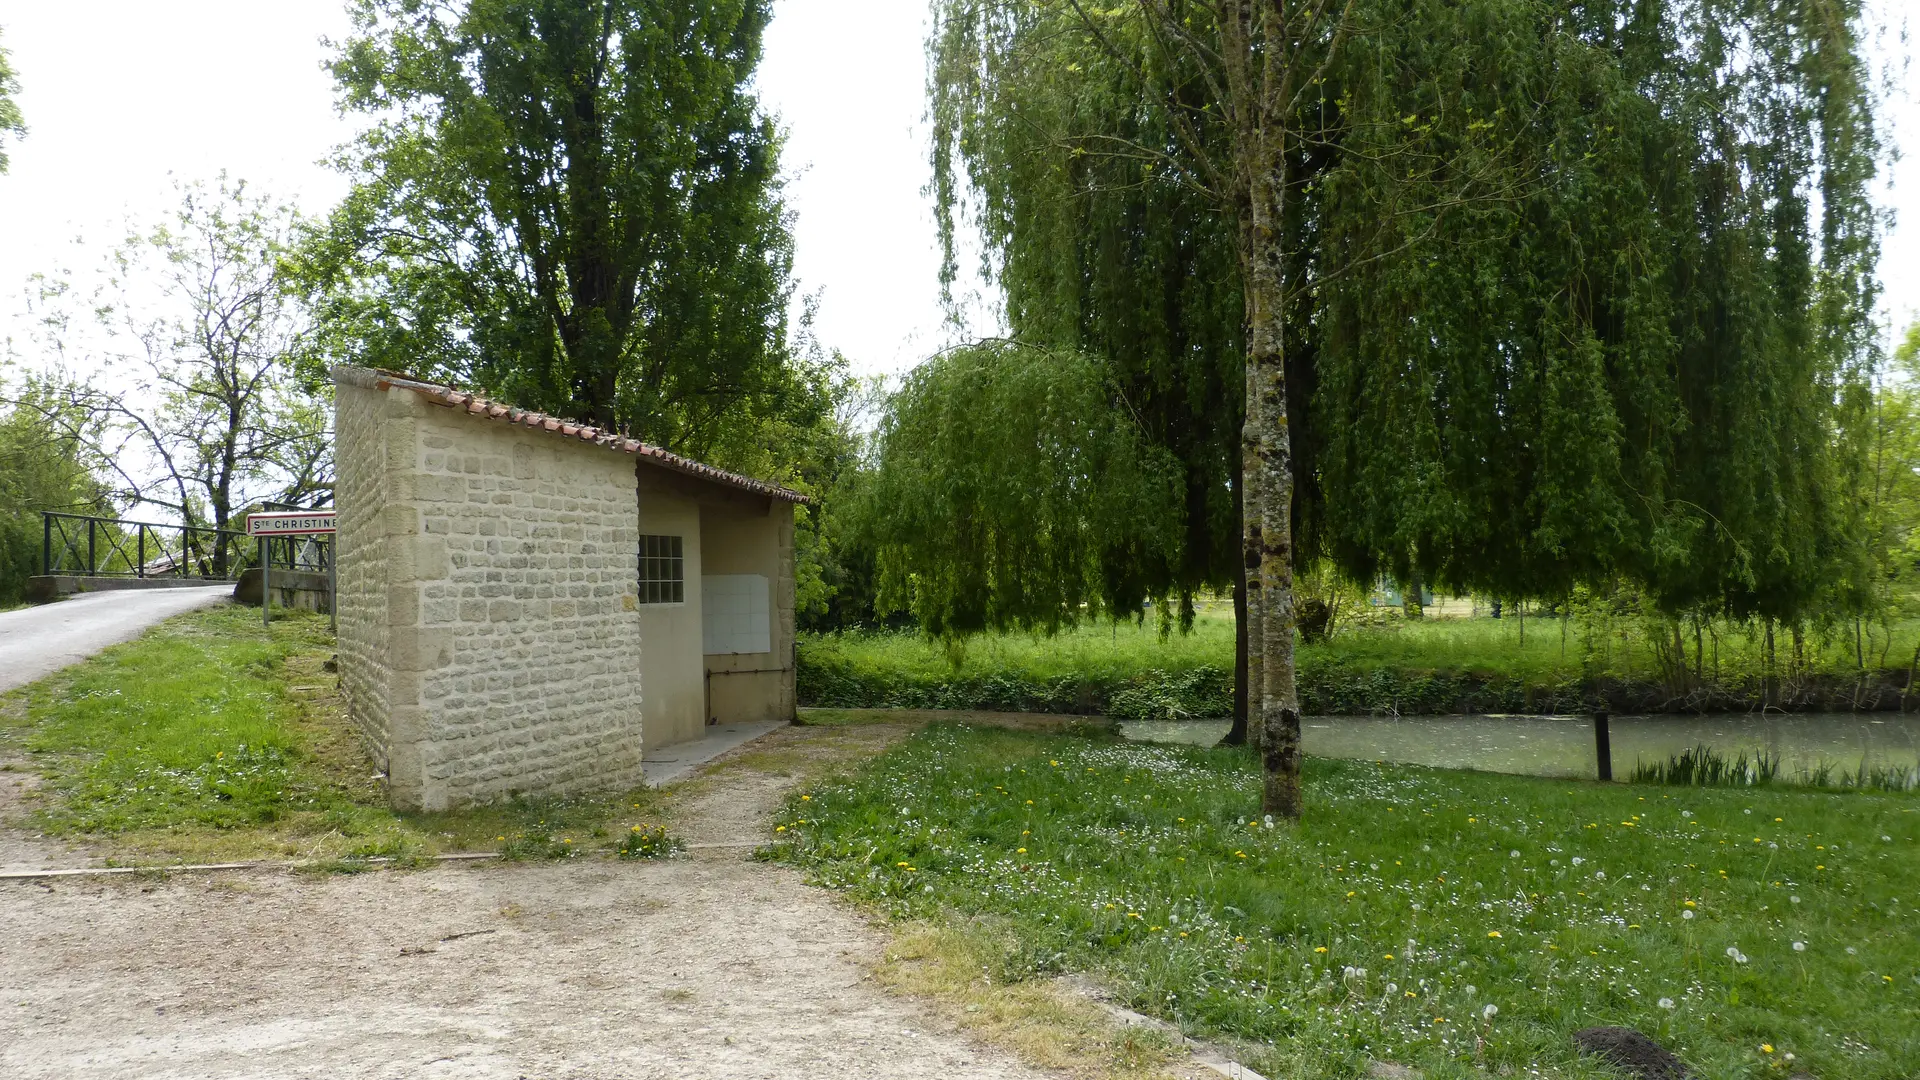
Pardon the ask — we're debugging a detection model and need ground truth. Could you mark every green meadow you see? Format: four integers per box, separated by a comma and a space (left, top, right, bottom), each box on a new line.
772, 723, 1920, 1079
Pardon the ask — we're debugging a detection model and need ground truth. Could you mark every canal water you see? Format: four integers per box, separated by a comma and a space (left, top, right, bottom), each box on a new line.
1117, 713, 1920, 782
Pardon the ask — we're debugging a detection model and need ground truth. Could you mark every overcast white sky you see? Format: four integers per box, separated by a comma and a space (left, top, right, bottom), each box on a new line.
0, 1, 1916, 381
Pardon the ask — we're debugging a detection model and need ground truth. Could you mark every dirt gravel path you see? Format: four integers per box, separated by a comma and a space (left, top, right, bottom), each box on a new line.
0, 725, 1066, 1080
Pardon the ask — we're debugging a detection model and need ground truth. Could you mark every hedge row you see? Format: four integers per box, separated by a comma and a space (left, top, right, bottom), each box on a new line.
796, 657, 1920, 718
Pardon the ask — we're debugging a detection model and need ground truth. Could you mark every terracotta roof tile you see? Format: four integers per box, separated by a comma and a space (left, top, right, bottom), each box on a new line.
340, 366, 809, 504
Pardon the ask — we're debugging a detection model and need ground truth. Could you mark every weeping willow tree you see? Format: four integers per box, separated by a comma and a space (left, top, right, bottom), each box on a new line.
917, 0, 1880, 816
862, 341, 1188, 638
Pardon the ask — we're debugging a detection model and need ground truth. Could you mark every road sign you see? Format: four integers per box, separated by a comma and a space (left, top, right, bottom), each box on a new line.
246, 511, 337, 537
247, 510, 338, 631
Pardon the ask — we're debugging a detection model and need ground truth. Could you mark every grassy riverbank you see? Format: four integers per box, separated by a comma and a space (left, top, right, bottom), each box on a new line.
771, 723, 1920, 1079
798, 612, 1920, 717
0, 604, 669, 865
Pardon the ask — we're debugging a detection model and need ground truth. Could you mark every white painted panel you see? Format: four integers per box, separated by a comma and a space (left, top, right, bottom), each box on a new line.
701, 574, 771, 654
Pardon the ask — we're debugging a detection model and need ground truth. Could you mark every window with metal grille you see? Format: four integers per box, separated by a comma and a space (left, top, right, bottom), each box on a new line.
638, 534, 684, 604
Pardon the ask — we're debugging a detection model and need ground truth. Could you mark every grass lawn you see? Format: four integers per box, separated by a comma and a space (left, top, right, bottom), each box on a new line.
0, 604, 671, 866
772, 724, 1920, 1079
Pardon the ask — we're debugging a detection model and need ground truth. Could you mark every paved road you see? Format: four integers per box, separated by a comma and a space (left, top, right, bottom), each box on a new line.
0, 587, 232, 694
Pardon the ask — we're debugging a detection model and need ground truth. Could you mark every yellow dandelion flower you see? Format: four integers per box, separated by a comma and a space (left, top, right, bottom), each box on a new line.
1487, 931, 1503, 939
1314, 946, 1328, 954
1761, 1044, 1774, 1054
1016, 847, 1027, 854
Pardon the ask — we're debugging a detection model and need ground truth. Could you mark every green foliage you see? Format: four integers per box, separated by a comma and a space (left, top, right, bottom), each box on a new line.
0, 25, 23, 173
617, 822, 683, 859
302, 0, 794, 458
929, 4, 1249, 605
14, 177, 331, 537
799, 610, 1920, 717
925, 0, 1884, 630
1314, 0, 1881, 623
1629, 745, 1784, 789
12, 607, 328, 832
1864, 322, 1920, 623
0, 389, 113, 604
860, 341, 1187, 638
0, 604, 672, 863
774, 725, 1920, 1079
1631, 745, 1920, 793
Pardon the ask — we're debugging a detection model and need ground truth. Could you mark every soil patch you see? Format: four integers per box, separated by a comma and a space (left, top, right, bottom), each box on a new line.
1572, 1026, 1695, 1080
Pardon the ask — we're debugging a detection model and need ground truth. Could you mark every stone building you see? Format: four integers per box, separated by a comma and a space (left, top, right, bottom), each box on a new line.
332, 366, 805, 811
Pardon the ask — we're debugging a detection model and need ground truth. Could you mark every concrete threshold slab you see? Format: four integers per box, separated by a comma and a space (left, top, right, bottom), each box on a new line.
642, 721, 785, 787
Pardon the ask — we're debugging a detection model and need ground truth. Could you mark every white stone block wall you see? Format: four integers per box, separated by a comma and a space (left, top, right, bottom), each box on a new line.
333, 368, 645, 811
333, 375, 395, 774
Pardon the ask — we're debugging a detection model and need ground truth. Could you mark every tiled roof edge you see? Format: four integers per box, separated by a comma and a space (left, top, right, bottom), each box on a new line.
330, 365, 811, 504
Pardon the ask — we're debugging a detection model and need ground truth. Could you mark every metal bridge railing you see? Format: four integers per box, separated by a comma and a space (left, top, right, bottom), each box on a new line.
40, 511, 331, 581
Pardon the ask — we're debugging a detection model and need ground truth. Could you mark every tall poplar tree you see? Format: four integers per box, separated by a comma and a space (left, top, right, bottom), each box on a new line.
927, 0, 1881, 818
301, 0, 794, 456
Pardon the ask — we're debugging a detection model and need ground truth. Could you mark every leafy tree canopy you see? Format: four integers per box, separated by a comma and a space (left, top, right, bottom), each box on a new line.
862, 341, 1187, 638
0, 386, 112, 605
927, 0, 1882, 626
11, 178, 331, 543
298, 0, 794, 458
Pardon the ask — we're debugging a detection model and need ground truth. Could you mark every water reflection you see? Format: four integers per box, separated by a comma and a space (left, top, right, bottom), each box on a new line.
1117, 713, 1920, 781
